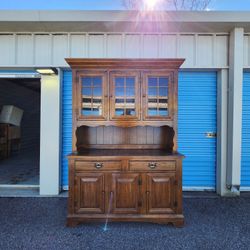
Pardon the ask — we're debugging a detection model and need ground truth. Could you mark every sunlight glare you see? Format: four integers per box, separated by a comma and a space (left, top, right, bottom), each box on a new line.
144, 0, 159, 10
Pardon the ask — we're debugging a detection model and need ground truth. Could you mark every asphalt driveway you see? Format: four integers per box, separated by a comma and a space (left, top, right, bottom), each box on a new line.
0, 195, 249, 250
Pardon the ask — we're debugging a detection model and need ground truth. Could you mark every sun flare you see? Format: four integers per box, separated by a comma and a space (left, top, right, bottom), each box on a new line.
144, 0, 160, 10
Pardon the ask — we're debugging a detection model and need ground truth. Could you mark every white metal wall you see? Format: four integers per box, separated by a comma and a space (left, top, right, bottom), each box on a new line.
0, 33, 229, 68
244, 34, 250, 68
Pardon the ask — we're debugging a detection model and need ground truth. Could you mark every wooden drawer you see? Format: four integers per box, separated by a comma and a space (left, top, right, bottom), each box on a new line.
75, 161, 122, 171
129, 161, 176, 171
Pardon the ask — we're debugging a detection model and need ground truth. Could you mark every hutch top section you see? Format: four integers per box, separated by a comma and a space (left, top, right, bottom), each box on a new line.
66, 58, 184, 127
66, 59, 185, 70
66, 58, 184, 152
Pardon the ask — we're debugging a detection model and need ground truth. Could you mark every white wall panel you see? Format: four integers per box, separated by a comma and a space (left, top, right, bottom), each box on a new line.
107, 34, 122, 58
70, 34, 86, 58
0, 34, 15, 65
160, 35, 177, 58
125, 34, 140, 58
34, 34, 52, 65
16, 34, 33, 65
0, 32, 232, 68
179, 35, 195, 67
243, 35, 249, 67
88, 34, 104, 58
197, 35, 213, 67
215, 35, 228, 67
143, 35, 158, 58
52, 34, 68, 66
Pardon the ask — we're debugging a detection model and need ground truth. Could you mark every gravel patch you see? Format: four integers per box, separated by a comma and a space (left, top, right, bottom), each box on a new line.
0, 197, 249, 250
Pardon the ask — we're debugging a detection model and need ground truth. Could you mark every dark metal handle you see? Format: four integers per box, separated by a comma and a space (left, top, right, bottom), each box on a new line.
148, 162, 157, 169
95, 162, 103, 169
205, 132, 217, 138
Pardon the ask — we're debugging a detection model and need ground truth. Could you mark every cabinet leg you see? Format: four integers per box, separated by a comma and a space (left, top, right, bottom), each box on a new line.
66, 219, 79, 227
172, 220, 184, 228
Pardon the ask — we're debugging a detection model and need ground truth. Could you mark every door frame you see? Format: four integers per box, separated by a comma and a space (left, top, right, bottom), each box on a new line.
0, 71, 41, 190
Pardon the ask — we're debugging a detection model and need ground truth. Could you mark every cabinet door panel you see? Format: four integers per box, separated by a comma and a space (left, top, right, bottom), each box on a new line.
111, 173, 141, 214
77, 71, 108, 120
75, 173, 105, 214
142, 72, 173, 121
110, 71, 140, 120
146, 173, 176, 214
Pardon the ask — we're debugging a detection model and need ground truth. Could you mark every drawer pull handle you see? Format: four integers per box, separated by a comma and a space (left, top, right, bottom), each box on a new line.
148, 162, 157, 169
95, 163, 103, 169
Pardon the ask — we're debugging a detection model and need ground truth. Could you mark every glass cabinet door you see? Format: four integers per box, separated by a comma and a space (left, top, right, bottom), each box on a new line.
143, 72, 172, 120
110, 72, 140, 120
78, 73, 107, 120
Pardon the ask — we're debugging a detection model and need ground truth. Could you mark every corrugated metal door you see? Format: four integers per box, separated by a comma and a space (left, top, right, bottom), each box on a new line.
61, 70, 72, 188
61, 70, 217, 189
241, 72, 250, 189
178, 72, 217, 190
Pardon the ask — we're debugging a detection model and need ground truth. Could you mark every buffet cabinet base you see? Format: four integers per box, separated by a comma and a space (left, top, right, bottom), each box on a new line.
67, 215, 184, 228
67, 153, 184, 228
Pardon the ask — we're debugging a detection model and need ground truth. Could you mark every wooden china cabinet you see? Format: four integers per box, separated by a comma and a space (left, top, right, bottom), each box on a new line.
66, 58, 185, 227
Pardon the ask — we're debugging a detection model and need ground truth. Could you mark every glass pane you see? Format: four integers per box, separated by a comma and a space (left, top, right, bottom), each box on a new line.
147, 76, 169, 117
148, 108, 158, 116
115, 98, 125, 103
159, 108, 168, 116
115, 77, 125, 87
124, 109, 135, 116
148, 77, 157, 87
93, 98, 101, 104
82, 108, 92, 115
82, 109, 101, 116
81, 76, 103, 117
115, 109, 124, 116
82, 98, 91, 104
93, 77, 102, 87
148, 87, 157, 96
159, 99, 168, 104
126, 87, 135, 96
92, 108, 100, 115
93, 87, 102, 96
126, 77, 135, 87
82, 77, 92, 87
159, 87, 168, 97
126, 98, 135, 104
113, 75, 137, 118
159, 77, 168, 87
82, 87, 92, 96
115, 87, 124, 96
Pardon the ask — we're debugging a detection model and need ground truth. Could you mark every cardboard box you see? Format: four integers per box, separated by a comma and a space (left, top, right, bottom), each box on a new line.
0, 105, 23, 126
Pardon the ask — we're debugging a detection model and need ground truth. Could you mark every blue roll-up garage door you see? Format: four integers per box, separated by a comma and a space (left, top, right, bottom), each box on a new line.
61, 71, 217, 189
61, 70, 72, 188
178, 72, 217, 190
242, 72, 250, 189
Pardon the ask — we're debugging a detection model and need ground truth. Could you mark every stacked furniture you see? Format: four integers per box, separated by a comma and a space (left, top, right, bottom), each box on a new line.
0, 106, 23, 159
66, 59, 185, 227
0, 124, 8, 159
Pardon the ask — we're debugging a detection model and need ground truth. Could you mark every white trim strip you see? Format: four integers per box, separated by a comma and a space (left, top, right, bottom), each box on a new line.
0, 184, 39, 188
0, 73, 40, 78
240, 187, 250, 191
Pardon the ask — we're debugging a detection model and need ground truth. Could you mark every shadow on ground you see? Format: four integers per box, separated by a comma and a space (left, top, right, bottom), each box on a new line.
0, 197, 249, 250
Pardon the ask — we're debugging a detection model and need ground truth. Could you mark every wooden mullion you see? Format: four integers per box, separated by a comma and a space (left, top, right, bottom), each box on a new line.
124, 77, 126, 115
91, 77, 94, 112
157, 77, 159, 116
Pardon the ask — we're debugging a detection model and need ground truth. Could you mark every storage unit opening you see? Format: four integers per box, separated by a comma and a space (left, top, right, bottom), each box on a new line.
0, 77, 40, 186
